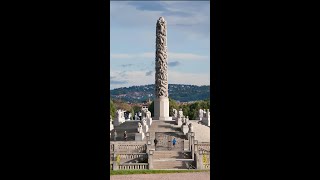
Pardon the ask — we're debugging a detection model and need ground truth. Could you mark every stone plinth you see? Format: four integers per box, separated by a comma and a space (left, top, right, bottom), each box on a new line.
203, 117, 210, 127
135, 133, 145, 141
181, 125, 189, 135
154, 97, 172, 120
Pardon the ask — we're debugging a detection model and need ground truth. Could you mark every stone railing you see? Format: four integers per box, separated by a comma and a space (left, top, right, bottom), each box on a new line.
195, 147, 210, 170
110, 142, 147, 153
110, 153, 148, 163
118, 163, 149, 170
110, 144, 114, 152
198, 142, 210, 152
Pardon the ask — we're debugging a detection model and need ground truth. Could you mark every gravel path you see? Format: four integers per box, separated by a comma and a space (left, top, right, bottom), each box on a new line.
110, 172, 210, 180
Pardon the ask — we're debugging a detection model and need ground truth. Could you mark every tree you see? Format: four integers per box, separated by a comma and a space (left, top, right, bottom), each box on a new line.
132, 105, 141, 115
148, 101, 154, 117
110, 99, 116, 119
115, 101, 131, 111
169, 98, 179, 116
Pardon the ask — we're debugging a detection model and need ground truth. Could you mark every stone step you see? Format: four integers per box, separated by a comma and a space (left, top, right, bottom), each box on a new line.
153, 151, 191, 159
153, 160, 190, 169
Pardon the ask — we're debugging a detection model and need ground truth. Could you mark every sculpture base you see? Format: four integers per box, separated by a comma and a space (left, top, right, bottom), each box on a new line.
113, 118, 125, 126
135, 133, 145, 141
154, 97, 170, 121
203, 117, 210, 127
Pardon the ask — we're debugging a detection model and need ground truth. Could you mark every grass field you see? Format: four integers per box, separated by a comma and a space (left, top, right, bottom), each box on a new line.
110, 169, 210, 176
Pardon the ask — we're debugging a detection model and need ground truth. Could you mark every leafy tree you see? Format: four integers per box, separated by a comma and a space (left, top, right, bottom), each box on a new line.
132, 105, 141, 116
169, 98, 179, 116
115, 101, 131, 111
110, 99, 116, 119
148, 101, 154, 117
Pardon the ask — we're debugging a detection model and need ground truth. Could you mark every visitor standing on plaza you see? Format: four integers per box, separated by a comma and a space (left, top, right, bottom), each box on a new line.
172, 138, 176, 148
113, 130, 117, 141
124, 131, 127, 141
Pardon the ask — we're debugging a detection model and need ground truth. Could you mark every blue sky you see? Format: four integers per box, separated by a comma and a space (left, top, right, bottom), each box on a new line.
110, 1, 210, 90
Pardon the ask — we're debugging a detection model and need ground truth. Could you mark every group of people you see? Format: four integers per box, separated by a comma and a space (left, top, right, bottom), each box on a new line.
112, 130, 127, 141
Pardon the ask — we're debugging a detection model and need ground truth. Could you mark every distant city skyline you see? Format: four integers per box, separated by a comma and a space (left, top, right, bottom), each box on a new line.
110, 1, 210, 90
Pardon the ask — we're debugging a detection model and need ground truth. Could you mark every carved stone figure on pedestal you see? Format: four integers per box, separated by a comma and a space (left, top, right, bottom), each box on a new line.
137, 122, 143, 133
173, 109, 178, 119
141, 118, 147, 126
188, 123, 193, 133
146, 111, 151, 119
198, 109, 204, 120
110, 115, 114, 131
178, 109, 184, 118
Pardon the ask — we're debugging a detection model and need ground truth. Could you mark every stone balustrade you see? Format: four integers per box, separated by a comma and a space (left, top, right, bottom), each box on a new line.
118, 163, 149, 170
198, 142, 210, 152
110, 142, 147, 153
110, 153, 148, 163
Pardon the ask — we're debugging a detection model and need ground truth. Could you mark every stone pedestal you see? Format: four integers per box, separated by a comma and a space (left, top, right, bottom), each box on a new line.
154, 97, 172, 120
181, 125, 189, 135
135, 133, 145, 141
148, 150, 154, 170
203, 117, 210, 127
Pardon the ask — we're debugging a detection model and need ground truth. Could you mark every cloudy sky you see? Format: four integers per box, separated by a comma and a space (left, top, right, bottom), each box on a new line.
110, 1, 210, 90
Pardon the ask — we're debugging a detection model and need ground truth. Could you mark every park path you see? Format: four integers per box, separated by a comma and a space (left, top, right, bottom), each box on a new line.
110, 172, 210, 180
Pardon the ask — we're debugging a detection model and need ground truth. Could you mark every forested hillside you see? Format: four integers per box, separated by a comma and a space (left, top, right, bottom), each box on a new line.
110, 84, 210, 103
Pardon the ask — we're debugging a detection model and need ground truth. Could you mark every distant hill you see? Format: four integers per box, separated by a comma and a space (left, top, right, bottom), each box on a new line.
110, 84, 210, 103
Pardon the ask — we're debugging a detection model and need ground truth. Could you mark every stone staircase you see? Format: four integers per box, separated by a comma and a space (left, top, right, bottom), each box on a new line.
147, 120, 188, 151
111, 120, 140, 141
110, 119, 209, 170
153, 151, 194, 169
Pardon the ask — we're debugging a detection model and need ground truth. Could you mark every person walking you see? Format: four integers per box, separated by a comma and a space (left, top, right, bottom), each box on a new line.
172, 138, 177, 149
154, 138, 158, 149
113, 130, 117, 141
124, 131, 127, 141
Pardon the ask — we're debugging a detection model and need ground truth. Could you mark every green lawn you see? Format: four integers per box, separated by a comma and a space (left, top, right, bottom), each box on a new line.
110, 169, 210, 176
